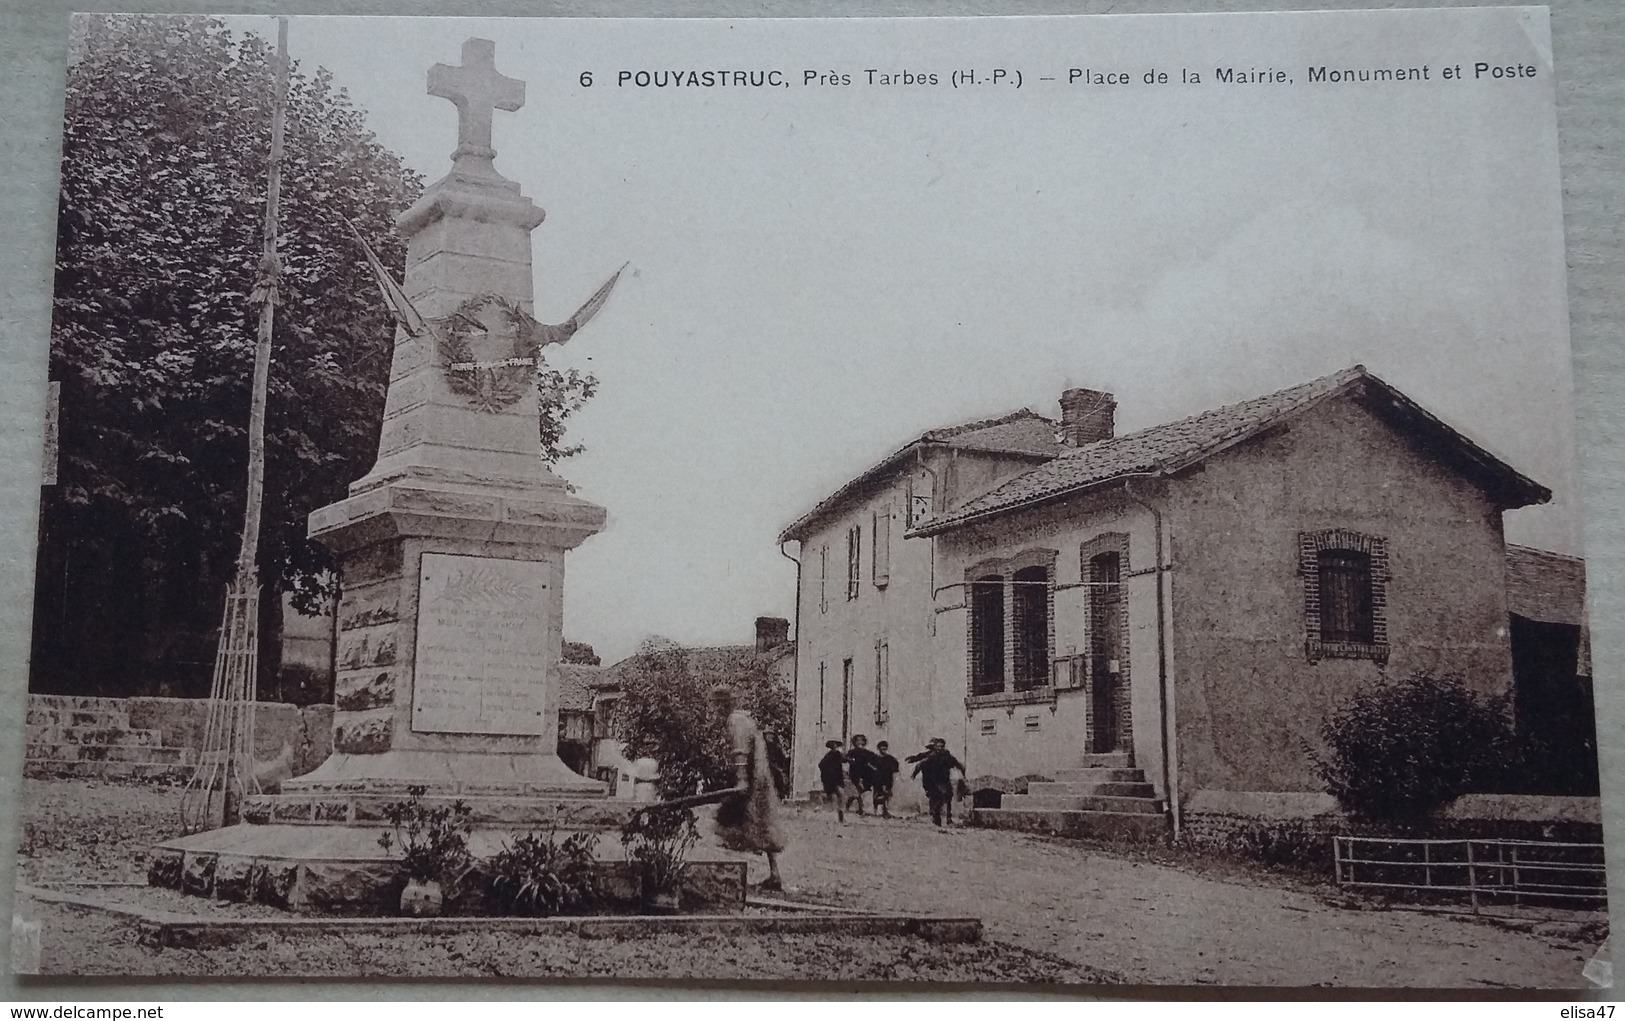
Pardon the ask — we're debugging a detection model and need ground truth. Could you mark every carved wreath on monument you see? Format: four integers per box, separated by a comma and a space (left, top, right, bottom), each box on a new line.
436, 294, 542, 413
428, 270, 624, 413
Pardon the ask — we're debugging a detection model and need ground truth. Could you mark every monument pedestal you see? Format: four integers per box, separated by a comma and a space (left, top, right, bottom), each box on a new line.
292, 467, 607, 797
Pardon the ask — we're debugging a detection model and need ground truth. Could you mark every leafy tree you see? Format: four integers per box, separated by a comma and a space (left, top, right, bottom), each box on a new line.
562, 641, 600, 666
611, 638, 792, 799
1307, 675, 1519, 822
33, 15, 596, 698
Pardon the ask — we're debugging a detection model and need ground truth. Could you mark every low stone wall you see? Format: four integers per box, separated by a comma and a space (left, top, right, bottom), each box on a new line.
124, 697, 333, 778
26, 694, 333, 782
1179, 790, 1604, 869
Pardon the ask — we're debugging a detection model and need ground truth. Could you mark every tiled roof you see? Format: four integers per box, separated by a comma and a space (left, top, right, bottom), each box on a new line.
777, 409, 1061, 542
597, 641, 795, 690
555, 663, 602, 713
1505, 544, 1587, 625
914, 366, 1549, 536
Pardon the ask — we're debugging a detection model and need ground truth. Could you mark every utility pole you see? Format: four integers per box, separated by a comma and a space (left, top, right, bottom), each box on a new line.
182, 17, 289, 833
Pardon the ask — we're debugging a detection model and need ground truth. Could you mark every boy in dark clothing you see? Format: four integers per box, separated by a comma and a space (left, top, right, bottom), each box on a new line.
844, 734, 878, 816
817, 739, 847, 822
911, 737, 966, 828
763, 731, 792, 801
871, 741, 901, 819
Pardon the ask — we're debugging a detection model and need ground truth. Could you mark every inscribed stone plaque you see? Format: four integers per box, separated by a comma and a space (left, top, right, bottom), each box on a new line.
411, 552, 551, 735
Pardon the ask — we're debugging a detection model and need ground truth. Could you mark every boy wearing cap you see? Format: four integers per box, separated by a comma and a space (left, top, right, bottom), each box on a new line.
817, 739, 848, 822
871, 740, 901, 819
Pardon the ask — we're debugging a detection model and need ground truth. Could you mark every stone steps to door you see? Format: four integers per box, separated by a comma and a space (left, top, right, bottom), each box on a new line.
1000, 793, 1164, 814
971, 807, 1168, 842
1078, 751, 1132, 769
1025, 779, 1156, 799
1050, 766, 1144, 783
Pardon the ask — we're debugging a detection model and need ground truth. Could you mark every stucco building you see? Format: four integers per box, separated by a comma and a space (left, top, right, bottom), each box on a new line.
781, 366, 1560, 833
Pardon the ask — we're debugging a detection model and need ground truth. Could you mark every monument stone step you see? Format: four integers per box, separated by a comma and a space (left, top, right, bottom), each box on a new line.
243, 791, 633, 829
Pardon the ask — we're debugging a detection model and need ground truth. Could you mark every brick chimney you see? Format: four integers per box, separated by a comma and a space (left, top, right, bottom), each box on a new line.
755, 616, 790, 652
1058, 388, 1116, 447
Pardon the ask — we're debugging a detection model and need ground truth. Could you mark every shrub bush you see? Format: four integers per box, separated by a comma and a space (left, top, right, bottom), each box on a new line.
1308, 675, 1517, 822
483, 827, 600, 917
620, 807, 699, 905
376, 786, 475, 888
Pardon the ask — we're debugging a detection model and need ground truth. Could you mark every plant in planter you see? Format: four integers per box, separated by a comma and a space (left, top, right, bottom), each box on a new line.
620, 807, 698, 913
484, 826, 600, 917
376, 785, 475, 916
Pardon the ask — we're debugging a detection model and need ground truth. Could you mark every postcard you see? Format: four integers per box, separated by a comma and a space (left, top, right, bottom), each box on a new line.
11, 7, 1607, 987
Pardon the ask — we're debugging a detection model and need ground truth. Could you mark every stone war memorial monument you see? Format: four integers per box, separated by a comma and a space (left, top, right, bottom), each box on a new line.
149, 39, 740, 913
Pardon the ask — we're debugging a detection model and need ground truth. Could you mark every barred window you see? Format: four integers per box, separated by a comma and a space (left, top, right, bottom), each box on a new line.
1317, 549, 1374, 644
1011, 565, 1051, 691
1300, 529, 1389, 663
970, 575, 1006, 695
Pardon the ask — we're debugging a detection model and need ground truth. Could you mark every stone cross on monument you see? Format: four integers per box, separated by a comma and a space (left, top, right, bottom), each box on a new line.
429, 38, 523, 172
292, 37, 607, 796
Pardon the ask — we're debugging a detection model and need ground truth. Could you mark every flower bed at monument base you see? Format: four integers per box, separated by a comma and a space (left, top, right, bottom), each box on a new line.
147, 825, 747, 916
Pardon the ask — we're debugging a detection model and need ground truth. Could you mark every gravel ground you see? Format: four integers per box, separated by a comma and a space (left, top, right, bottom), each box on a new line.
13, 778, 1607, 987
13, 779, 1107, 983
708, 802, 1607, 989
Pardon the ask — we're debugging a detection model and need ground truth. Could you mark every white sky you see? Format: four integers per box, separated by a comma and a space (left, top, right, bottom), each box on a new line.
221, 8, 1578, 662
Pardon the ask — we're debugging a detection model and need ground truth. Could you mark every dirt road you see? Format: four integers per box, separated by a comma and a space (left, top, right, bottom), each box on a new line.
711, 803, 1603, 988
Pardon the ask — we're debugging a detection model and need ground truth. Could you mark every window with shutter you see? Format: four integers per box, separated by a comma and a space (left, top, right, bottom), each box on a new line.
873, 507, 891, 587
819, 544, 829, 613
846, 524, 861, 600
874, 637, 889, 722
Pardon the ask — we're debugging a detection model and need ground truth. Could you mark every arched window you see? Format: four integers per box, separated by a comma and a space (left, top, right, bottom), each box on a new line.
970, 575, 1005, 695
1300, 529, 1390, 662
1316, 548, 1374, 643
1011, 565, 1051, 691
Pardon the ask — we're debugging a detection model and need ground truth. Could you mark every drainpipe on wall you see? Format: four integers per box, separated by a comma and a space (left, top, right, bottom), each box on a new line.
914, 447, 941, 604
779, 539, 803, 795
1123, 476, 1180, 842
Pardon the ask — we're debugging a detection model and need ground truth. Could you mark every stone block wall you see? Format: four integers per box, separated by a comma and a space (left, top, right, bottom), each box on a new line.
26, 694, 333, 781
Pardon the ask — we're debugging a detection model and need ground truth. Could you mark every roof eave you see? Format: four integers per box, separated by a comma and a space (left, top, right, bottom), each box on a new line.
908, 469, 1167, 538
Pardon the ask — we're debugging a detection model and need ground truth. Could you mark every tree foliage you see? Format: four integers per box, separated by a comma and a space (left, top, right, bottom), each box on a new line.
611, 638, 793, 800
35, 15, 597, 697
1308, 675, 1519, 822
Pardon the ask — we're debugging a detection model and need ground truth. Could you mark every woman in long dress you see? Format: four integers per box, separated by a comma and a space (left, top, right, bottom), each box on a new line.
710, 684, 787, 890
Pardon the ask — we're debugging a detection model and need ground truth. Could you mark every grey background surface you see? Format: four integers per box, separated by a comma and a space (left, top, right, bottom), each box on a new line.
0, 0, 1620, 1000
